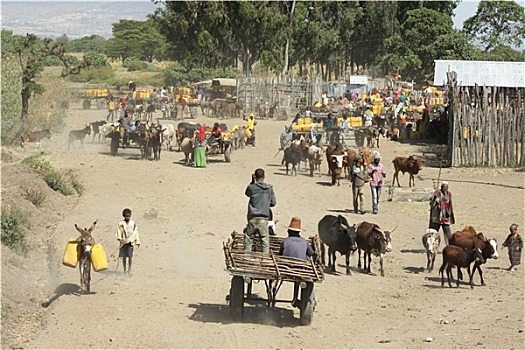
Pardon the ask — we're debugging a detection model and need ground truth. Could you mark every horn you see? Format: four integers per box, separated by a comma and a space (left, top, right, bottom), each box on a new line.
390, 226, 398, 233
341, 224, 348, 230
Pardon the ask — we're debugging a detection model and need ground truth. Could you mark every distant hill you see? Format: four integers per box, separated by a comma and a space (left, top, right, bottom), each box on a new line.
2, 1, 160, 39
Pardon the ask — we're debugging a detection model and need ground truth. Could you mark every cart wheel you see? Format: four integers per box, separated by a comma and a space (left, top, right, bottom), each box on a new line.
300, 282, 314, 326
97, 99, 105, 109
82, 100, 91, 110
354, 132, 365, 147
110, 137, 119, 156
329, 132, 340, 146
230, 276, 244, 320
224, 145, 232, 162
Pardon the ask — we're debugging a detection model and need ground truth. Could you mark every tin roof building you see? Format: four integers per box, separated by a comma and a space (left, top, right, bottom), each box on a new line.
434, 60, 525, 88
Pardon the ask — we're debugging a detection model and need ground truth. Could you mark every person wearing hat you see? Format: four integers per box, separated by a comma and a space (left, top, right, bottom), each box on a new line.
279, 217, 314, 261
352, 154, 369, 214
245, 168, 277, 253
367, 151, 386, 214
279, 217, 315, 308
429, 181, 455, 245
502, 224, 523, 271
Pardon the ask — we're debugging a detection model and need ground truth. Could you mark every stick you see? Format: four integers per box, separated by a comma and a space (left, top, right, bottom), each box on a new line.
436, 144, 445, 189
273, 148, 282, 158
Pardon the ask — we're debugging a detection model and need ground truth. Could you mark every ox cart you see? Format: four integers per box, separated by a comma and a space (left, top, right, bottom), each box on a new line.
223, 232, 324, 325
78, 88, 111, 110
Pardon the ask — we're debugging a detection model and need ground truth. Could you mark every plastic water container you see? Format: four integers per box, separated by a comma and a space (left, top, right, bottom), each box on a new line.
62, 240, 79, 268
91, 244, 108, 272
297, 118, 304, 126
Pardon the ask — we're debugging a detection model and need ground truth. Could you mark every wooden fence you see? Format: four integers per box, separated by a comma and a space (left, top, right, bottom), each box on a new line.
237, 75, 323, 113
447, 71, 525, 167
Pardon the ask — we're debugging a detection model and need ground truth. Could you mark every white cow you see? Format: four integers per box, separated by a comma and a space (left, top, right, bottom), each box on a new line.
422, 228, 441, 272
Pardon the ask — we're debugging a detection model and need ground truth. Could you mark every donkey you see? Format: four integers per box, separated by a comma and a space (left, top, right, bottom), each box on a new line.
74, 221, 97, 293
68, 125, 91, 150
21, 129, 53, 152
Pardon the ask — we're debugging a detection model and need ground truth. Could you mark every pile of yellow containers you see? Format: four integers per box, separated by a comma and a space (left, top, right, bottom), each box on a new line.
177, 87, 193, 95
371, 103, 384, 116
349, 116, 362, 127
291, 118, 323, 132
430, 97, 445, 105
86, 88, 110, 97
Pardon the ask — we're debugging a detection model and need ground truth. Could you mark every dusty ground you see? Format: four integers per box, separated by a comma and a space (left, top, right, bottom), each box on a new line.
2, 103, 524, 349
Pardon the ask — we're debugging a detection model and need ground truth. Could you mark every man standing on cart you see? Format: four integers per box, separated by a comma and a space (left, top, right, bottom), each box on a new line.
244, 168, 277, 254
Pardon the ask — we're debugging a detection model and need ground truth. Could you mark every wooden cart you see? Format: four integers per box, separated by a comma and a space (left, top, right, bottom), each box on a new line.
223, 232, 324, 325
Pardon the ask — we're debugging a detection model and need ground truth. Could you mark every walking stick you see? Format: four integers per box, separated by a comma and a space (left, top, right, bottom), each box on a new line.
435, 144, 445, 189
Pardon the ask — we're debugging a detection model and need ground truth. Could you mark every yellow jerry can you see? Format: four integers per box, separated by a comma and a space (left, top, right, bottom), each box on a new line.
91, 244, 108, 272
62, 240, 79, 268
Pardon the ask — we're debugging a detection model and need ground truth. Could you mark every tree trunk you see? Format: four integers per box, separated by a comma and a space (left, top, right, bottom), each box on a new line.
6, 87, 30, 146
282, 0, 296, 76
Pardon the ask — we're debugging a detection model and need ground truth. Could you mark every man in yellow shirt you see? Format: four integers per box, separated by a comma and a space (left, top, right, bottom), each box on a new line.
107, 97, 116, 122
246, 113, 256, 146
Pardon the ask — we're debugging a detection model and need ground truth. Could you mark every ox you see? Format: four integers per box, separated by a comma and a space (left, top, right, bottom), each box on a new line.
308, 145, 323, 177
20, 129, 53, 152
328, 151, 347, 186
439, 245, 484, 288
160, 123, 175, 151
422, 228, 441, 272
284, 145, 302, 176
74, 221, 97, 293
318, 215, 357, 274
355, 222, 393, 276
68, 125, 91, 150
449, 226, 499, 286
392, 155, 425, 187
180, 137, 193, 165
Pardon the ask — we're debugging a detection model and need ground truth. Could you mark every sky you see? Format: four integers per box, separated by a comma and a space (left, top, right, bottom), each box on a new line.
1, 0, 524, 38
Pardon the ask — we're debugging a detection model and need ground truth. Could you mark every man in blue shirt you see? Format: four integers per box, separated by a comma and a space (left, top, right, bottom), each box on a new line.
279, 217, 315, 308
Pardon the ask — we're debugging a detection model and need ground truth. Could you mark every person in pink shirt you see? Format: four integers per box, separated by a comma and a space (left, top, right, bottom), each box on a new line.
367, 152, 387, 214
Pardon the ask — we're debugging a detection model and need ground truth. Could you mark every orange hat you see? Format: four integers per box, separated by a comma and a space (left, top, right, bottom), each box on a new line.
285, 217, 304, 232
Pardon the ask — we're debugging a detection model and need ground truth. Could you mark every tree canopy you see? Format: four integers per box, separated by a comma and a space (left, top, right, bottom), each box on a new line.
463, 0, 525, 52
105, 19, 167, 62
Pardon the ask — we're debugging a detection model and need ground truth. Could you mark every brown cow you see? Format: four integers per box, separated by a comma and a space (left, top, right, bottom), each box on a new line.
355, 221, 393, 277
449, 227, 499, 286
20, 129, 53, 151
392, 155, 425, 187
327, 150, 347, 186
439, 245, 484, 288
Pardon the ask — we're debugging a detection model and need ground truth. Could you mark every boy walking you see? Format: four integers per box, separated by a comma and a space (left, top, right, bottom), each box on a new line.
116, 208, 140, 275
502, 224, 523, 271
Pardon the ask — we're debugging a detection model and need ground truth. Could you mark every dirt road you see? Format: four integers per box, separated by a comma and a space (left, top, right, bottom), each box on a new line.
23, 105, 524, 348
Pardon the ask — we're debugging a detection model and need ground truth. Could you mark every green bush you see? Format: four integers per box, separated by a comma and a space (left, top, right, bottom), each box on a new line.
24, 187, 46, 207
128, 61, 149, 71
68, 65, 115, 83
1, 208, 30, 254
22, 155, 78, 196
42, 171, 74, 195
123, 56, 139, 69
64, 169, 84, 195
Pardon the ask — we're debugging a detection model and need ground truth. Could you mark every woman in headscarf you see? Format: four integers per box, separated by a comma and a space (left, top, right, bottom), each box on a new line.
194, 125, 207, 167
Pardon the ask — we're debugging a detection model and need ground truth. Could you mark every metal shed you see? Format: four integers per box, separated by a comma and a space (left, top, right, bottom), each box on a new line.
434, 60, 525, 88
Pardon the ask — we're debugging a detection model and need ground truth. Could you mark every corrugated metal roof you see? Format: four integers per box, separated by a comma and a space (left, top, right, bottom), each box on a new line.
212, 78, 237, 87
434, 60, 525, 88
